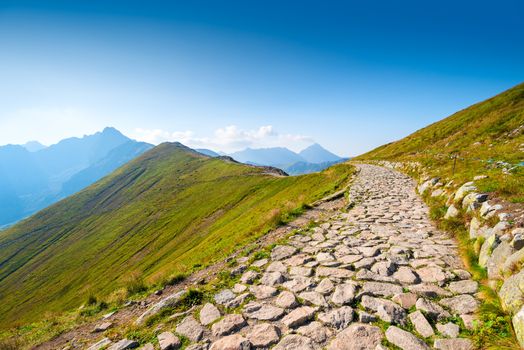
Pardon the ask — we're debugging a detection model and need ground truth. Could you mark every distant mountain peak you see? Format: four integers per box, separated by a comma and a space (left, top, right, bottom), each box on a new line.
299, 143, 342, 163
22, 141, 46, 152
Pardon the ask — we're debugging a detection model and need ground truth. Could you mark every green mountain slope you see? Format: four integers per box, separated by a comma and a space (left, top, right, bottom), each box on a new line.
357, 82, 524, 200
0, 143, 352, 327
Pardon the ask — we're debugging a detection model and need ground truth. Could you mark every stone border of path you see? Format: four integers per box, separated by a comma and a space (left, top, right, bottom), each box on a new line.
376, 160, 524, 347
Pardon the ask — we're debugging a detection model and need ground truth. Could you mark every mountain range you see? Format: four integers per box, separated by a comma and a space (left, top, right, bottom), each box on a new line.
0, 127, 152, 227
205, 143, 347, 175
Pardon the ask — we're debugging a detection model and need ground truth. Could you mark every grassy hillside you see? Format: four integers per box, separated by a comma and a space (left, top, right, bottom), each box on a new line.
357, 82, 524, 201
0, 143, 353, 327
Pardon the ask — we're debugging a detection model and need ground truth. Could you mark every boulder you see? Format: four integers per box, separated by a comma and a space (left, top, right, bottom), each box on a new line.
486, 241, 514, 279
275, 290, 298, 309
513, 306, 524, 348
454, 182, 476, 203
478, 234, 498, 267
499, 270, 524, 314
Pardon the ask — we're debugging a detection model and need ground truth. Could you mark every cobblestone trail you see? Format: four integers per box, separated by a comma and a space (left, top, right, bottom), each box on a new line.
99, 164, 481, 350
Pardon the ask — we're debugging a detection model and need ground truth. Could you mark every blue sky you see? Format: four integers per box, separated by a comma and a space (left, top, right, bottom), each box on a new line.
1, 0, 523, 156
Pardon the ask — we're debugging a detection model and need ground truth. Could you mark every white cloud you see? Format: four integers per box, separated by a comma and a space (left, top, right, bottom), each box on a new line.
131, 125, 314, 153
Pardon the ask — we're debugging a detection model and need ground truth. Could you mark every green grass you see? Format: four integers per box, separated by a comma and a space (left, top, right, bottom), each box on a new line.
0, 143, 354, 329
356, 82, 524, 200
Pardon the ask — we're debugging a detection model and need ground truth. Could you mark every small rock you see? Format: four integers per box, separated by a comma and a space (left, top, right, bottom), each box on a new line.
158, 332, 181, 350
275, 290, 298, 309
271, 245, 297, 260
392, 293, 418, 309
436, 322, 460, 338
243, 303, 285, 321
249, 285, 278, 299
361, 295, 406, 325
200, 303, 221, 325
211, 314, 246, 336
315, 278, 335, 295
214, 289, 236, 305
318, 306, 354, 329
327, 323, 384, 350
299, 291, 328, 307
385, 326, 430, 350
439, 295, 478, 314
240, 270, 258, 284
511, 232, 524, 250
362, 282, 403, 297
87, 338, 112, 350
282, 306, 317, 328
92, 322, 112, 333
393, 266, 420, 284
176, 316, 204, 342
409, 311, 434, 338
247, 323, 280, 347
232, 283, 247, 294
416, 298, 451, 320
330, 283, 358, 306
260, 271, 285, 286
444, 205, 459, 219
448, 280, 478, 294
296, 321, 332, 343
273, 334, 314, 350
210, 334, 251, 350
108, 339, 139, 350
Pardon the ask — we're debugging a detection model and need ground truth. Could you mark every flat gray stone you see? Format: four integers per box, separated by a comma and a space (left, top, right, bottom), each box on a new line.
448, 280, 478, 294
361, 295, 406, 325
275, 290, 298, 309
436, 322, 460, 338
327, 323, 384, 350
249, 285, 278, 299
158, 332, 181, 350
247, 323, 280, 347
409, 311, 434, 338
200, 303, 221, 325
214, 289, 236, 305
330, 283, 358, 306
273, 335, 314, 350
439, 295, 478, 314
210, 334, 251, 350
211, 314, 246, 336
416, 298, 451, 320
271, 245, 297, 260
176, 316, 204, 342
282, 306, 317, 328
362, 282, 403, 297
385, 326, 430, 350
318, 306, 354, 330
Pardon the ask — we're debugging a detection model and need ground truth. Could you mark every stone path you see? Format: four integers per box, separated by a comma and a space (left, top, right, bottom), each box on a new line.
94, 164, 481, 349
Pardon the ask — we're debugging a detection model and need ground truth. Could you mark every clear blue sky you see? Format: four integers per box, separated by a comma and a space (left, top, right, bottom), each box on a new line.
1, 0, 523, 155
